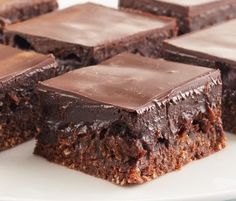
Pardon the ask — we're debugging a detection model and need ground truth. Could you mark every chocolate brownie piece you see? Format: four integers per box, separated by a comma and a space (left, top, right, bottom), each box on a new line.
0, 44, 57, 151
119, 0, 236, 34
163, 19, 236, 133
3, 3, 177, 71
35, 53, 225, 185
0, 0, 58, 42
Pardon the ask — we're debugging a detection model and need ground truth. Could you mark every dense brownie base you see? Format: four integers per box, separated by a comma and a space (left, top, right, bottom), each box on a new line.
3, 23, 177, 70
35, 75, 225, 185
0, 62, 57, 151
35, 111, 225, 185
163, 48, 236, 133
119, 0, 236, 34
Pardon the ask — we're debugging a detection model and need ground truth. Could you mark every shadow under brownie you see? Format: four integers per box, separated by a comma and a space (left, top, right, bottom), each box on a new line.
0, 44, 58, 151
119, 0, 236, 34
3, 3, 177, 71
0, 0, 58, 42
35, 53, 225, 185
163, 19, 236, 133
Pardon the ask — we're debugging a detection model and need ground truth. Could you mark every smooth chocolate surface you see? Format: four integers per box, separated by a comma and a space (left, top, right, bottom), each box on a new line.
40, 53, 215, 111
0, 44, 55, 81
164, 19, 236, 64
4, 3, 174, 47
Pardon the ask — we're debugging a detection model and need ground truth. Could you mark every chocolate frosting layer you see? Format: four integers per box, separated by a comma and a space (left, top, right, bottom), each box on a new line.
164, 19, 236, 66
39, 53, 215, 111
5, 3, 175, 47
0, 44, 55, 81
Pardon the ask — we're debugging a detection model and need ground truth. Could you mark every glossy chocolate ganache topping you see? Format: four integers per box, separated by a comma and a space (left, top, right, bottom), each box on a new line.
164, 19, 236, 65
0, 44, 55, 81
39, 53, 218, 111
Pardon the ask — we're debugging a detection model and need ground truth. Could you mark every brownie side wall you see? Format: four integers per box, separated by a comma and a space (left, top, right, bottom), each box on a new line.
0, 61, 57, 151
187, 3, 236, 33
217, 63, 236, 133
119, 0, 187, 34
34, 74, 225, 185
119, 0, 236, 34
92, 25, 177, 64
0, 0, 58, 24
34, 89, 169, 185
163, 45, 236, 133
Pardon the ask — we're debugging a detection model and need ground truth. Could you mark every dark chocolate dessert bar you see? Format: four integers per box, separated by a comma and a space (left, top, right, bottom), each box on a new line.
3, 3, 177, 70
35, 53, 225, 185
0, 44, 57, 151
163, 19, 236, 133
0, 0, 58, 42
119, 0, 236, 34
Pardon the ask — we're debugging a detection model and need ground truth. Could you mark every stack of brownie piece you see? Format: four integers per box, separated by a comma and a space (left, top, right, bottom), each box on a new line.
0, 0, 235, 185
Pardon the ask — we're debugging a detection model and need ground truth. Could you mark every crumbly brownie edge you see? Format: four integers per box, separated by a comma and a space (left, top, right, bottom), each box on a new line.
34, 71, 225, 185
0, 59, 57, 151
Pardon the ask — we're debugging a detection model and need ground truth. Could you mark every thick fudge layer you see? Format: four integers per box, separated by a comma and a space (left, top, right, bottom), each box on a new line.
3, 3, 177, 71
0, 44, 57, 151
119, 0, 236, 34
35, 53, 225, 185
163, 19, 236, 133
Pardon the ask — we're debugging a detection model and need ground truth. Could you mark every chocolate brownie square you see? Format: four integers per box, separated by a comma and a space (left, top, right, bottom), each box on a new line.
3, 3, 177, 71
0, 44, 57, 151
35, 53, 225, 185
163, 19, 236, 133
119, 0, 236, 34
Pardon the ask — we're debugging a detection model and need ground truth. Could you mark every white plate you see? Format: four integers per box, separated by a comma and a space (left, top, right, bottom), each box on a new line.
1, 1, 236, 201
0, 134, 236, 201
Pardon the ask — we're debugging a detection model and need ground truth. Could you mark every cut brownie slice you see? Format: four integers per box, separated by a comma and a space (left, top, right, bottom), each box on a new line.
119, 0, 236, 34
0, 0, 58, 42
163, 19, 236, 133
0, 44, 57, 151
35, 53, 225, 185
3, 3, 177, 71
